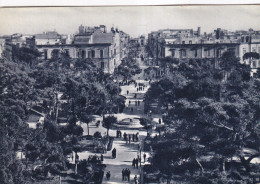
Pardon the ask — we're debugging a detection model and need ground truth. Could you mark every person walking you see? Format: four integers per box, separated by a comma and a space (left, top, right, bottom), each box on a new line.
127, 90, 129, 95
129, 134, 131, 144
159, 118, 162, 124
128, 169, 131, 181
132, 133, 135, 142
143, 153, 147, 162
101, 154, 103, 162
132, 158, 136, 168
124, 132, 127, 141
122, 169, 125, 181
135, 158, 139, 169
106, 171, 110, 180
134, 175, 138, 184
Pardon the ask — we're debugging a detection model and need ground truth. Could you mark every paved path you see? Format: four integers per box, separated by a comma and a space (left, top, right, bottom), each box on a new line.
75, 47, 156, 184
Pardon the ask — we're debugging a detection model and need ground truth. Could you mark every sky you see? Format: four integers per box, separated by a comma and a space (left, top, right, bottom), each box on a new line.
0, 5, 260, 37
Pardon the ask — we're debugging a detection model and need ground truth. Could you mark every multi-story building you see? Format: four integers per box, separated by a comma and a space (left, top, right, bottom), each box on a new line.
3, 25, 129, 74
148, 27, 260, 76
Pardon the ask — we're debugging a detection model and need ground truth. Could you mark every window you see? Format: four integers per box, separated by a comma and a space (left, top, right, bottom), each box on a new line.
81, 50, 86, 59
253, 61, 256, 68
217, 49, 221, 58
243, 48, 246, 55
44, 49, 48, 60
171, 50, 175, 58
100, 50, 103, 58
101, 62, 105, 69
183, 50, 186, 57
92, 50, 95, 58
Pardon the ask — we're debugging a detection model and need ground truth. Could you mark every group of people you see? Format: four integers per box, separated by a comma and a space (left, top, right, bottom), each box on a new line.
132, 158, 140, 168
136, 86, 145, 91
112, 148, 117, 159
123, 132, 139, 144
122, 168, 131, 181
135, 100, 141, 106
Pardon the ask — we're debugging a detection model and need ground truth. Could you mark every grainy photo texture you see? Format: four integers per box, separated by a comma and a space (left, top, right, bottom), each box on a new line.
1, 5, 260, 184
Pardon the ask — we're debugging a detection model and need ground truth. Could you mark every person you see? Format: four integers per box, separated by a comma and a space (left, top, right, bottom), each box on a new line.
128, 134, 131, 144
134, 175, 138, 184
106, 171, 110, 180
129, 100, 131, 105
138, 100, 140, 106
132, 158, 136, 168
136, 133, 139, 142
127, 169, 131, 181
127, 90, 129, 95
112, 148, 116, 158
122, 169, 125, 181
119, 130, 122, 138
101, 154, 103, 162
143, 153, 147, 162
137, 88, 139, 92
135, 158, 139, 168
124, 132, 127, 141
159, 118, 161, 124
132, 133, 135, 142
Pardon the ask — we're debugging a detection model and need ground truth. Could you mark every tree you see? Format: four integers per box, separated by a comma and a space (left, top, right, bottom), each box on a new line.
79, 113, 94, 135
103, 116, 117, 136
140, 117, 153, 136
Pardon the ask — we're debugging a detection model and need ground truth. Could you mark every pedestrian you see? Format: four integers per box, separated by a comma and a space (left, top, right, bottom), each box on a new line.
132, 133, 135, 142
138, 100, 140, 106
134, 175, 138, 184
136, 133, 139, 142
127, 90, 129, 95
129, 134, 131, 144
128, 169, 131, 181
129, 100, 131, 105
101, 154, 104, 162
119, 130, 122, 138
124, 168, 128, 181
159, 118, 161, 124
112, 148, 117, 158
132, 158, 136, 168
143, 153, 147, 162
135, 158, 139, 168
106, 171, 110, 180
122, 169, 125, 181
137, 88, 139, 92
124, 132, 127, 141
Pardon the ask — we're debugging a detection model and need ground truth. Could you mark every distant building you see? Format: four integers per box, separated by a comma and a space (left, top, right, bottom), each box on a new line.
147, 27, 260, 76
35, 25, 129, 73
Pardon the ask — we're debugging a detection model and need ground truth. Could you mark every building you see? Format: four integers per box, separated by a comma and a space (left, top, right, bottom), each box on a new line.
2, 25, 129, 74
147, 27, 260, 76
36, 25, 129, 73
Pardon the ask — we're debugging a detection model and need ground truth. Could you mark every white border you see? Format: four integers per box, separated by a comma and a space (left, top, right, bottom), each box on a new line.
0, 0, 260, 7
